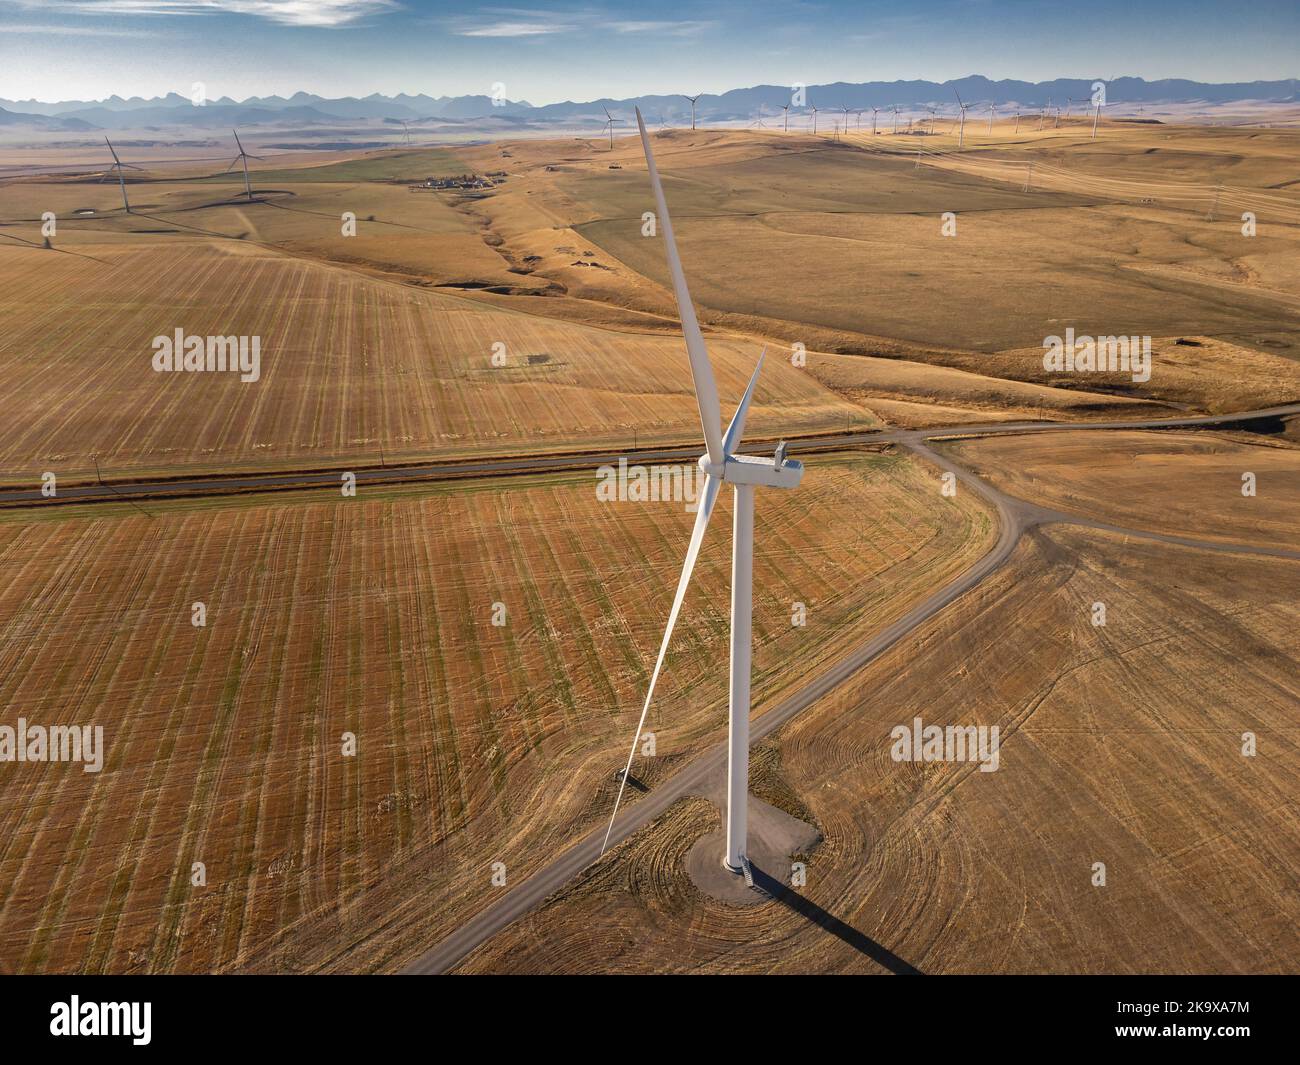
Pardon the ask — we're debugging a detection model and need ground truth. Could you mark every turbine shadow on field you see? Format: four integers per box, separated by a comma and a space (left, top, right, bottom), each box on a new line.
749, 865, 924, 975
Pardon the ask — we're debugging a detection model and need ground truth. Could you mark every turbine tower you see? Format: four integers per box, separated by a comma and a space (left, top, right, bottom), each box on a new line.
227, 129, 263, 201
1091, 94, 1102, 140
602, 108, 804, 876
780, 103, 790, 132
871, 106, 880, 135
603, 106, 616, 149
891, 106, 900, 134
682, 93, 702, 131
987, 101, 996, 134
810, 103, 819, 134
103, 138, 141, 214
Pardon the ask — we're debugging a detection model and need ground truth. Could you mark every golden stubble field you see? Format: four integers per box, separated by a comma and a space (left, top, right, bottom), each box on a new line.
456, 521, 1300, 974
944, 428, 1300, 549
0, 236, 863, 480
0, 449, 994, 972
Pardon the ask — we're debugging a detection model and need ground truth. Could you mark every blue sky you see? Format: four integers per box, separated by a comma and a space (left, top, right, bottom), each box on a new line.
1, 0, 1297, 103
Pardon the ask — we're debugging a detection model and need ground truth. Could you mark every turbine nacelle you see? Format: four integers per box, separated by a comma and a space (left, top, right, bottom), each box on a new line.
698, 450, 803, 489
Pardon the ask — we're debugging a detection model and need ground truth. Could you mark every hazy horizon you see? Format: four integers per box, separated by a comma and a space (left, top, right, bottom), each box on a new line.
2, 0, 1297, 105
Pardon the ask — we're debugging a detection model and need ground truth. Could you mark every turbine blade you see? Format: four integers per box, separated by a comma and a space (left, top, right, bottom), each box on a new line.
723, 348, 765, 455
105, 138, 121, 166
233, 130, 244, 153
635, 107, 724, 467
600, 471, 722, 857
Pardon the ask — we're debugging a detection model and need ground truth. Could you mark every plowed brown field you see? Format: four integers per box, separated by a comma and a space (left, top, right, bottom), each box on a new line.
0, 449, 993, 972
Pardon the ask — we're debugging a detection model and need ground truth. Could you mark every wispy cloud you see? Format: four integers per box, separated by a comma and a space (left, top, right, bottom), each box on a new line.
2, 20, 162, 35
446, 9, 715, 40
608, 20, 714, 36
458, 20, 571, 38
3, 0, 399, 28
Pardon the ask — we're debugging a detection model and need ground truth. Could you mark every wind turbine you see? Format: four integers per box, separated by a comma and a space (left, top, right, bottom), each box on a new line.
780, 103, 790, 132
1091, 92, 1103, 140
227, 129, 263, 201
103, 137, 141, 214
603, 106, 616, 149
810, 103, 819, 134
892, 106, 901, 134
602, 109, 804, 876
400, 120, 412, 147
871, 106, 880, 135
682, 93, 702, 131
987, 101, 997, 134
954, 90, 971, 148
1014, 110, 1021, 134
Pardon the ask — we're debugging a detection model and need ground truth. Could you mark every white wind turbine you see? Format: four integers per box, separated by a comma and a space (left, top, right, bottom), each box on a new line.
682, 93, 702, 131
227, 129, 263, 201
603, 106, 616, 149
954, 90, 971, 148
871, 106, 880, 134
810, 102, 820, 134
780, 103, 790, 132
1091, 90, 1103, 140
601, 108, 804, 875
891, 105, 901, 134
987, 101, 997, 134
103, 137, 142, 214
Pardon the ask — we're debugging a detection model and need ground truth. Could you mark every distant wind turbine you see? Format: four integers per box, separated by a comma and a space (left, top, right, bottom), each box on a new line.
987, 101, 997, 134
602, 108, 805, 877
682, 93, 702, 131
780, 103, 790, 132
892, 106, 901, 134
103, 137, 142, 214
954, 90, 971, 148
227, 129, 263, 201
871, 106, 880, 135
603, 106, 616, 149
810, 103, 819, 134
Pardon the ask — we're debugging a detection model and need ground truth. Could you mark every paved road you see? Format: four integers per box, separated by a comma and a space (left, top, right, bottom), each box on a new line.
3, 403, 1296, 507
402, 408, 1299, 974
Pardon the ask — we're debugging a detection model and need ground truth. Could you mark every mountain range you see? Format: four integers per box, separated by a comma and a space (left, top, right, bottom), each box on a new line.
3, 76, 1296, 131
